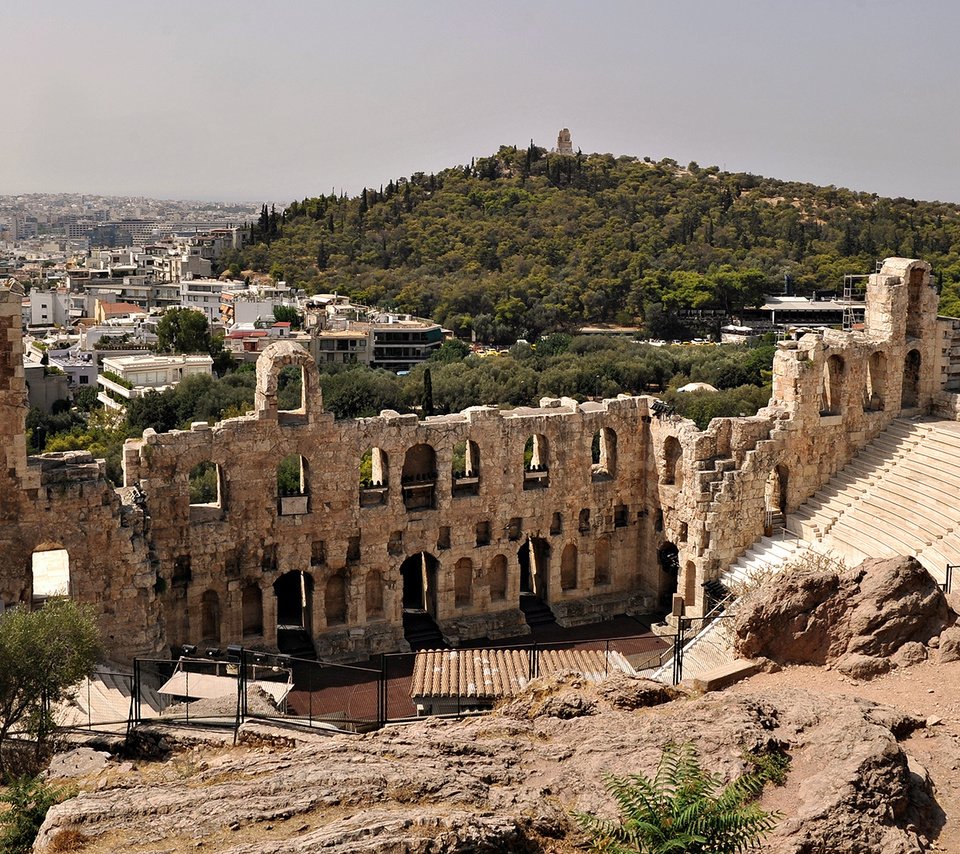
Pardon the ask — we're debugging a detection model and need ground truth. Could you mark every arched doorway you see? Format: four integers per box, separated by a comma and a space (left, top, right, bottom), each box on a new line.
764, 464, 789, 529
273, 570, 314, 630
400, 552, 439, 615
658, 542, 679, 611
902, 349, 921, 409
518, 537, 550, 599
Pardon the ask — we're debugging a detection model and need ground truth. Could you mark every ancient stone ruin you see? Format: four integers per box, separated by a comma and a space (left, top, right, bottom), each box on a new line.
1, 257, 957, 661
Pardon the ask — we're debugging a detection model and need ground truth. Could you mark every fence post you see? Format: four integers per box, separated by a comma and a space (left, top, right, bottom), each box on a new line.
672, 619, 686, 686
132, 659, 141, 727
378, 654, 386, 729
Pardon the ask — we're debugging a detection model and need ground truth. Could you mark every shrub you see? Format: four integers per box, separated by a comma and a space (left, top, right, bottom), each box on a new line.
0, 777, 72, 854
573, 742, 780, 853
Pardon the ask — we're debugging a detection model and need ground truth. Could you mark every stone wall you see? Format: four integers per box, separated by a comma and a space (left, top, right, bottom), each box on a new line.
0, 257, 950, 660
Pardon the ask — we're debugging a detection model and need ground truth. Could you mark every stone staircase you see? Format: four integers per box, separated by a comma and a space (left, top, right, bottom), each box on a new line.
721, 533, 804, 593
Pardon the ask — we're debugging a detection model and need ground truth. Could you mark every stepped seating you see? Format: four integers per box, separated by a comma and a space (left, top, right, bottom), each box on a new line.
55, 668, 163, 731
798, 418, 960, 586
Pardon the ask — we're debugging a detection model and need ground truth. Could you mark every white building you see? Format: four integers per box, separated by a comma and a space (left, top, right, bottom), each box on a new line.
97, 352, 213, 409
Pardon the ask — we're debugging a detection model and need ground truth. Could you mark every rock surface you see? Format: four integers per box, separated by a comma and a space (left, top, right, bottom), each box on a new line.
733, 555, 952, 671
35, 674, 939, 854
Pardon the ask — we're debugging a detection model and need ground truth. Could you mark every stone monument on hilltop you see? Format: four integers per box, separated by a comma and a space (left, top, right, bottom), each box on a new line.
556, 128, 573, 155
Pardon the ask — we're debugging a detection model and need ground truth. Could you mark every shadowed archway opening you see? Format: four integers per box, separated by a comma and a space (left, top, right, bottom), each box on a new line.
658, 542, 679, 612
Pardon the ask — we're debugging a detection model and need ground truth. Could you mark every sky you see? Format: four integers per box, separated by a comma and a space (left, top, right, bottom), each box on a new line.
4, 0, 960, 204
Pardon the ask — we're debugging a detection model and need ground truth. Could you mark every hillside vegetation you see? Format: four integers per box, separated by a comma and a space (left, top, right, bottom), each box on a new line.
226, 144, 960, 341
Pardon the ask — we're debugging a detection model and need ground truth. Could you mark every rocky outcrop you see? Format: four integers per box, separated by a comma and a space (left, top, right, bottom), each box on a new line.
35, 675, 939, 854
733, 555, 952, 676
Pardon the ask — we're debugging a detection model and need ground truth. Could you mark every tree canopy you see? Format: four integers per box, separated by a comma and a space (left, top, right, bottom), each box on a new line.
225, 147, 960, 341
0, 599, 102, 778
155, 307, 211, 353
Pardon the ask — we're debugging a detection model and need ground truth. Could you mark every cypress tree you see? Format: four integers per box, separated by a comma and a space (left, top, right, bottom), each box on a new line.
422, 367, 434, 416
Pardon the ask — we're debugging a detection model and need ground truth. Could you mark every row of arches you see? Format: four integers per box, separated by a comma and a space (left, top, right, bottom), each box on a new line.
360, 429, 621, 508
199, 540, 618, 642
820, 349, 922, 416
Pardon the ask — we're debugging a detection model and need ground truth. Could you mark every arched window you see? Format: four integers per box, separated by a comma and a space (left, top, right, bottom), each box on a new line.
591, 428, 617, 481
455, 558, 473, 607
325, 572, 347, 626
864, 351, 886, 412
402, 444, 437, 510
821, 354, 845, 416
242, 584, 263, 637
31, 544, 70, 606
452, 439, 480, 497
523, 434, 550, 490
188, 461, 221, 507
662, 437, 683, 487
489, 555, 508, 602
277, 454, 309, 515
359, 447, 389, 507
365, 570, 384, 619
560, 543, 578, 591
201, 590, 220, 643
902, 349, 921, 409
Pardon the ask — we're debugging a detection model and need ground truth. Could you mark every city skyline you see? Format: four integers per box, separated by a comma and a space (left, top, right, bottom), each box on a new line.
4, 1, 960, 204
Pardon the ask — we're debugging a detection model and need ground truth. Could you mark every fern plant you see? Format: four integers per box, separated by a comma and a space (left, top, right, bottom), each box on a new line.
573, 742, 780, 853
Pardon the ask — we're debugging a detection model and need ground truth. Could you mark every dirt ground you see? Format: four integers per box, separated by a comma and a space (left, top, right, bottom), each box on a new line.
728, 660, 960, 852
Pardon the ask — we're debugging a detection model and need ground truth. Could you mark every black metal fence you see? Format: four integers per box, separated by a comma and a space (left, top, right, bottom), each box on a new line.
119, 631, 675, 736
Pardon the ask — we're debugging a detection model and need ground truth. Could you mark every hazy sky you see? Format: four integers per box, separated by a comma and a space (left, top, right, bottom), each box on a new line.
4, 0, 960, 204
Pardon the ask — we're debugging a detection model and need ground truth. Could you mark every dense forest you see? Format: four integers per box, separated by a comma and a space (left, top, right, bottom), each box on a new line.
226, 144, 960, 341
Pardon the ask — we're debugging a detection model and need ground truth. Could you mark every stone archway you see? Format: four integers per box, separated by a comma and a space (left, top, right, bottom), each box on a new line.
400, 552, 439, 616
254, 341, 323, 422
518, 537, 551, 600
658, 542, 679, 611
273, 570, 314, 630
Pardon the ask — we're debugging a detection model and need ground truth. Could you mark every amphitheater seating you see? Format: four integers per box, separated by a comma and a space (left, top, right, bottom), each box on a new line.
788, 418, 960, 587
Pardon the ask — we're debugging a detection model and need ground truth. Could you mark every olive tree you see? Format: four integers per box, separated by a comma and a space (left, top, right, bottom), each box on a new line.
0, 600, 101, 778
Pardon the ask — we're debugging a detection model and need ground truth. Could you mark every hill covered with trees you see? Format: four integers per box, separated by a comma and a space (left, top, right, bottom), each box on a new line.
226, 144, 960, 341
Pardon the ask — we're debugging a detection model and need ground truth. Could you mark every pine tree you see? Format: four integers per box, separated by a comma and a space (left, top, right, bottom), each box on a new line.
422, 367, 434, 416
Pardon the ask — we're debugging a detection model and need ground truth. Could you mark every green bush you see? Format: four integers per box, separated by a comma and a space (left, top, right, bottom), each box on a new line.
573, 742, 780, 853
0, 777, 71, 854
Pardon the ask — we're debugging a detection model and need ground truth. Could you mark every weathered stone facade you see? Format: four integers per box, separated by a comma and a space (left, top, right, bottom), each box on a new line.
0, 258, 950, 661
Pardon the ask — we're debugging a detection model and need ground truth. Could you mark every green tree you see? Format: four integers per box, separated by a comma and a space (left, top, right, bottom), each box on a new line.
155, 308, 211, 354
573, 742, 780, 854
0, 600, 102, 778
272, 305, 303, 329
